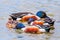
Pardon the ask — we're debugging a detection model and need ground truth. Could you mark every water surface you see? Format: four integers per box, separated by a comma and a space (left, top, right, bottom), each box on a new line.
0, 0, 60, 40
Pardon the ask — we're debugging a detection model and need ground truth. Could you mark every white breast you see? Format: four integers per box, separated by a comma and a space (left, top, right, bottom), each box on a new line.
39, 29, 46, 32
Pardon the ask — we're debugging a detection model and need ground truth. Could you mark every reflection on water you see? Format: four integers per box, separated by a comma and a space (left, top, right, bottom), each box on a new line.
0, 0, 60, 40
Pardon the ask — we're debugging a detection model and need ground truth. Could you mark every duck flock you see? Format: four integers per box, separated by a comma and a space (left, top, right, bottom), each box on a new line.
6, 11, 55, 34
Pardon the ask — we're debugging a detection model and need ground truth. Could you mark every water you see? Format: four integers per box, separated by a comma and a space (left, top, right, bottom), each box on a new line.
0, 0, 60, 40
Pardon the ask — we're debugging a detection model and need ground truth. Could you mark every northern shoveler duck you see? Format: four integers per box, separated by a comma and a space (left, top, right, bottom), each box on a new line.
10, 12, 34, 20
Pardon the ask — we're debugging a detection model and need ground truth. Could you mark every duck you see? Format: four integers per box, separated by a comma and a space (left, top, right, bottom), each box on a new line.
30, 20, 44, 26
21, 26, 41, 34
36, 11, 55, 26
21, 15, 38, 22
21, 25, 50, 34
10, 12, 34, 20
6, 17, 25, 29
6, 18, 16, 29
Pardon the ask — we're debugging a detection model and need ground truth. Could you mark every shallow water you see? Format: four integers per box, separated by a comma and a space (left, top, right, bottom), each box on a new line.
0, 0, 60, 40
